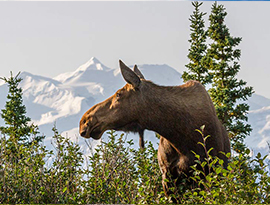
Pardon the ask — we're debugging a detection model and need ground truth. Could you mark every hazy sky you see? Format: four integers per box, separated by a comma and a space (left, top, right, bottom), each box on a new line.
0, 2, 270, 98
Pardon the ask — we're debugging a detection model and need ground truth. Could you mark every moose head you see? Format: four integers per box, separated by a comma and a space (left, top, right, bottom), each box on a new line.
79, 60, 147, 140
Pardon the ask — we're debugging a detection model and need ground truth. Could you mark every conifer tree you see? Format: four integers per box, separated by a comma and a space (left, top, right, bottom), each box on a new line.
0, 72, 41, 146
207, 2, 254, 151
182, 1, 212, 85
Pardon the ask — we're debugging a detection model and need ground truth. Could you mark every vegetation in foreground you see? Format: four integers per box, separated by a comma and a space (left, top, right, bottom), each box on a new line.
0, 129, 270, 204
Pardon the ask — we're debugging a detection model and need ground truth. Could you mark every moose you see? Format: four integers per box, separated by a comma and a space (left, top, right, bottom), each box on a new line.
80, 60, 231, 199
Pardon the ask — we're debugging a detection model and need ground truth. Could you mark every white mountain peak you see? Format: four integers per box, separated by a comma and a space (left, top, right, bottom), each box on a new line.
77, 57, 110, 72
54, 57, 112, 84
89, 56, 101, 64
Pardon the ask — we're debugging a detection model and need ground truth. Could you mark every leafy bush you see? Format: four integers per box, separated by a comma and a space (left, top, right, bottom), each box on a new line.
1, 128, 270, 204
0, 125, 84, 204
81, 130, 165, 204
178, 133, 270, 204
0, 134, 48, 203
0, 129, 167, 204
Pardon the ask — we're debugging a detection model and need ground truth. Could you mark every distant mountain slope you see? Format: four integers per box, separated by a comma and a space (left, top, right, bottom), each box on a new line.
248, 93, 270, 111
0, 57, 269, 158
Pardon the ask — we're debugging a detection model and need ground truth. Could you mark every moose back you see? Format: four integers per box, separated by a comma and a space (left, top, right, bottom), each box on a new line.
79, 60, 231, 196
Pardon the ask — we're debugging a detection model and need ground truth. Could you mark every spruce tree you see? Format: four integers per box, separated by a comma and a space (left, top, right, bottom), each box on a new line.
0, 72, 41, 146
207, 2, 254, 152
182, 1, 212, 85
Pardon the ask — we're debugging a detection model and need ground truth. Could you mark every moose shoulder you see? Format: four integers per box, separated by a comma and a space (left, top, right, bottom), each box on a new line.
79, 60, 231, 197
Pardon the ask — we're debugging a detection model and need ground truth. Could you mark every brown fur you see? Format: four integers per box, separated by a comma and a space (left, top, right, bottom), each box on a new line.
80, 60, 231, 198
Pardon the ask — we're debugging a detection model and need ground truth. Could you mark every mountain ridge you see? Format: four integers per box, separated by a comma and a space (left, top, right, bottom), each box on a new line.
0, 57, 269, 158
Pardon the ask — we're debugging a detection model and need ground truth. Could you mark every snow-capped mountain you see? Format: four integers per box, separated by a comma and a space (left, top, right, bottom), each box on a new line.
54, 57, 112, 84
0, 57, 269, 158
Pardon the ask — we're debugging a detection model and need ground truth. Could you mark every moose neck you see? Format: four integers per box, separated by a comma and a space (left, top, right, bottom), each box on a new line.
138, 81, 211, 151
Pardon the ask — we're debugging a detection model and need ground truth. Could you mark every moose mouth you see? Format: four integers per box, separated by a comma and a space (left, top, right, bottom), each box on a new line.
89, 124, 105, 140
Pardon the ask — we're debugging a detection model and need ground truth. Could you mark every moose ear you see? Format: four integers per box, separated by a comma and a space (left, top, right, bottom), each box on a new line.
133, 65, 145, 80
119, 60, 141, 88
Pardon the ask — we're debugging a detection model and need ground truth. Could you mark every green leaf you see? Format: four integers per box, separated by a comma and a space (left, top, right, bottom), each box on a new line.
63, 187, 68, 193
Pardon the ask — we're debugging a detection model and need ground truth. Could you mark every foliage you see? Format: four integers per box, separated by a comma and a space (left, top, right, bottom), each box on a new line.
178, 129, 270, 204
0, 124, 85, 203
182, 1, 212, 85
0, 134, 49, 203
81, 131, 139, 204
81, 130, 165, 204
42, 125, 85, 203
0, 72, 43, 148
1, 130, 270, 204
207, 2, 254, 151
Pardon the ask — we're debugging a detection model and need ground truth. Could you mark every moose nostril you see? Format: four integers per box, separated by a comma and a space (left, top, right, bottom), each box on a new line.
80, 130, 86, 137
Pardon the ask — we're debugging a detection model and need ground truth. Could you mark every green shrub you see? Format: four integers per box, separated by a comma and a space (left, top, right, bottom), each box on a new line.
41, 125, 84, 203
0, 133, 50, 203
1, 129, 270, 204
173, 129, 270, 204
81, 130, 166, 204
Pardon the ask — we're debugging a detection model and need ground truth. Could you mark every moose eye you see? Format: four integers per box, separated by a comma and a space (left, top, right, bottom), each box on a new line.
116, 92, 121, 99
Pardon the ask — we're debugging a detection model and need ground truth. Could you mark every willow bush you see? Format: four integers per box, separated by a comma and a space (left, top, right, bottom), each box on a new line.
1, 129, 270, 204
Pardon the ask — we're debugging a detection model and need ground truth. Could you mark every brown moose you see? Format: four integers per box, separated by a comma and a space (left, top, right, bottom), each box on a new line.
79, 60, 231, 198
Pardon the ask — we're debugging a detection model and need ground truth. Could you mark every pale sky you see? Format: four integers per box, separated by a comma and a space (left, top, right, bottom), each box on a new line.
0, 2, 270, 98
